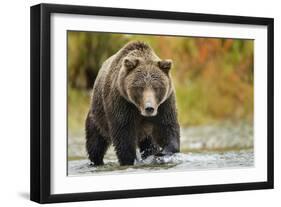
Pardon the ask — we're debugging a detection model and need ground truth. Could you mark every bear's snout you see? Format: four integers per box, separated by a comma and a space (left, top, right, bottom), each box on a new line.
141, 107, 157, 117
145, 102, 155, 114
140, 89, 158, 117
141, 101, 158, 117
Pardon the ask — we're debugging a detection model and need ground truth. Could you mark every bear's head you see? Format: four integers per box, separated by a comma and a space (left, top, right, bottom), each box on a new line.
118, 56, 173, 117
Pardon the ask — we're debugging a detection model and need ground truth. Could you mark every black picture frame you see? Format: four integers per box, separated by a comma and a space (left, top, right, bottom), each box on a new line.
30, 3, 274, 204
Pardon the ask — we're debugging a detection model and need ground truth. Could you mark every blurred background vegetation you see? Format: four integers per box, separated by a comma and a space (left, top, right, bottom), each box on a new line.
68, 31, 253, 136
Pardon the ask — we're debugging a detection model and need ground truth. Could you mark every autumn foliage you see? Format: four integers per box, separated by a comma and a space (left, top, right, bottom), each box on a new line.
68, 31, 253, 131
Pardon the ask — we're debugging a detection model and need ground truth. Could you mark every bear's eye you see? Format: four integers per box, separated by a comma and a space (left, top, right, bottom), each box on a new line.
154, 86, 164, 92
132, 86, 142, 89
132, 86, 144, 92
153, 87, 166, 101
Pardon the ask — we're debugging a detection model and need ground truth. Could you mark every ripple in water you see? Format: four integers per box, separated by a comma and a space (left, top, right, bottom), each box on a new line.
68, 150, 254, 176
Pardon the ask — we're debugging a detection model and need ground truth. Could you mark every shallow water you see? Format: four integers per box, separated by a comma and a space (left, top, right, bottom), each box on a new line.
68, 122, 253, 176
68, 150, 254, 176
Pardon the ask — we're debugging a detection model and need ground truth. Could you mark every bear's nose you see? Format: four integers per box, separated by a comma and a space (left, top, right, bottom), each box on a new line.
145, 107, 154, 114
144, 101, 155, 114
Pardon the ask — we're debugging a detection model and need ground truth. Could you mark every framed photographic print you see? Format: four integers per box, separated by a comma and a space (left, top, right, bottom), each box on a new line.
30, 3, 274, 203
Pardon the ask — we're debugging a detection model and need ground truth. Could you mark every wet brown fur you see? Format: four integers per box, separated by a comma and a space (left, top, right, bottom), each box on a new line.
86, 41, 180, 166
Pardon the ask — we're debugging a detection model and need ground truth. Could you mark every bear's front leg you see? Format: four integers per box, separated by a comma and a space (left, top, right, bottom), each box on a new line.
162, 134, 180, 155
156, 125, 180, 156
111, 122, 137, 165
138, 136, 160, 159
156, 94, 180, 156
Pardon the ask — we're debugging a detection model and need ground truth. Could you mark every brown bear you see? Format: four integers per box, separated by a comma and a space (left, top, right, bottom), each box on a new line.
85, 41, 180, 166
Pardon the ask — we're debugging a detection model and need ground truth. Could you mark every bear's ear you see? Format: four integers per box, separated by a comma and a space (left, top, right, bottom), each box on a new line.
158, 59, 173, 73
123, 57, 139, 71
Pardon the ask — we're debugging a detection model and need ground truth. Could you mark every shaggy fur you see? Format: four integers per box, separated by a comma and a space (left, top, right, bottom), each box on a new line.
85, 41, 180, 166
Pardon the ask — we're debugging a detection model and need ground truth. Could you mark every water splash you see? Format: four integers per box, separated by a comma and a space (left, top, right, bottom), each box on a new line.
68, 150, 254, 176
